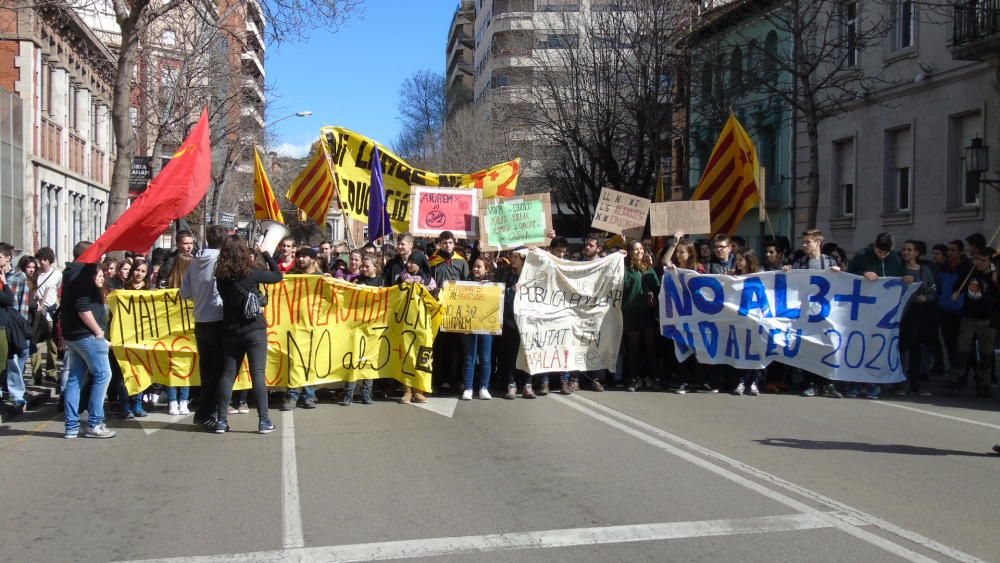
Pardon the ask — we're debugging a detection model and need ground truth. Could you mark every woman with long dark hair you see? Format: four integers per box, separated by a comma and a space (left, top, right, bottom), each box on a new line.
214, 237, 282, 434
622, 240, 660, 392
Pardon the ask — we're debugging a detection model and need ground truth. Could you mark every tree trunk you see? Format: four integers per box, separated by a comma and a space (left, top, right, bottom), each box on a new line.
107, 19, 146, 226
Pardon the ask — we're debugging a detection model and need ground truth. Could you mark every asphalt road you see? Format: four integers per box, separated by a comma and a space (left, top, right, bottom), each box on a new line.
1, 385, 998, 563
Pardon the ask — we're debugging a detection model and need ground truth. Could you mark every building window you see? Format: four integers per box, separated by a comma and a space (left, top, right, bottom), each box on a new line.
538, 33, 578, 49
840, 1, 858, 66
700, 63, 713, 101
536, 0, 579, 11
885, 126, 912, 214
729, 47, 743, 89
40, 182, 61, 248
842, 183, 855, 216
90, 198, 104, 240
763, 31, 778, 82
68, 86, 77, 130
759, 124, 777, 202
895, 167, 911, 211
833, 138, 856, 216
40, 62, 48, 114
949, 111, 982, 207
890, 0, 915, 51
70, 192, 86, 244
163, 29, 177, 47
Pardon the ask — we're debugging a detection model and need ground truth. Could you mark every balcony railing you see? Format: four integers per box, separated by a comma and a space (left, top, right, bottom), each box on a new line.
953, 0, 999, 46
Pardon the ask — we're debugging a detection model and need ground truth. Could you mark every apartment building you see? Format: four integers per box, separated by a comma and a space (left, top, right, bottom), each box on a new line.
810, 0, 998, 251
0, 3, 115, 259
446, 0, 476, 118
78, 0, 266, 203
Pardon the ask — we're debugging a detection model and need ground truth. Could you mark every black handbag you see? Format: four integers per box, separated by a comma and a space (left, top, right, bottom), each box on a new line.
31, 307, 51, 342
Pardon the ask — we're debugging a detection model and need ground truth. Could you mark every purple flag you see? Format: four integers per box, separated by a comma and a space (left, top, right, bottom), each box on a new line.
368, 146, 392, 242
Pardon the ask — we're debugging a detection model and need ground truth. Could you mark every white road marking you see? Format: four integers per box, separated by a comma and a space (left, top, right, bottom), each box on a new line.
282, 410, 304, 550
132, 412, 191, 436
411, 396, 458, 418
870, 401, 1000, 431
111, 513, 834, 563
560, 394, 987, 563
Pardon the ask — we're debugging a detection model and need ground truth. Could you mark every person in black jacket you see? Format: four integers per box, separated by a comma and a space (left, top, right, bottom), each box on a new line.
60, 241, 116, 439
947, 247, 999, 398
213, 237, 283, 434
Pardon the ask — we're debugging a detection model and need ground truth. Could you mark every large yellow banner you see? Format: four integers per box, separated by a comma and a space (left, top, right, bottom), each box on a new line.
322, 126, 520, 234
108, 276, 442, 395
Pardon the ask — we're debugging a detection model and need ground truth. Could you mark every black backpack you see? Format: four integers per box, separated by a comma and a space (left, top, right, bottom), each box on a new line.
234, 282, 266, 321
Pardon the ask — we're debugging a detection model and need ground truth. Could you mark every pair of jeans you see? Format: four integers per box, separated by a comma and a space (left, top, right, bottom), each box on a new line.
63, 336, 112, 432
286, 385, 315, 402
166, 386, 190, 401
194, 321, 224, 422
6, 339, 29, 403
461, 333, 493, 391
218, 323, 270, 424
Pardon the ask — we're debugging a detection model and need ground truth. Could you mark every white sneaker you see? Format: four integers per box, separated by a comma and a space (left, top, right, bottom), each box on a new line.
733, 383, 745, 395
749, 383, 760, 396
168, 401, 180, 415
461, 389, 473, 401
478, 388, 492, 400
178, 400, 190, 415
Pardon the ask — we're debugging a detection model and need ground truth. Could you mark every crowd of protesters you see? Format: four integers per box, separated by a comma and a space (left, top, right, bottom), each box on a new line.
0, 225, 997, 450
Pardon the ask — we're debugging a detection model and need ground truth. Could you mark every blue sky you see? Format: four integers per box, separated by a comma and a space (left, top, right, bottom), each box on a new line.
266, 1, 457, 157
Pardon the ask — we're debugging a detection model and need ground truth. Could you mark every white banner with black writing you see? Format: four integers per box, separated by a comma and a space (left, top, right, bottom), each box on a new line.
659, 269, 918, 383
515, 250, 624, 374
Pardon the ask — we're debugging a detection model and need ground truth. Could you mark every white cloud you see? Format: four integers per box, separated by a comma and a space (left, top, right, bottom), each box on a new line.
272, 142, 312, 158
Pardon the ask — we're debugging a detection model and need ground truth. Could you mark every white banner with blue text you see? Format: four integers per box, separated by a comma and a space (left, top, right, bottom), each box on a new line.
659, 269, 918, 383
515, 250, 624, 375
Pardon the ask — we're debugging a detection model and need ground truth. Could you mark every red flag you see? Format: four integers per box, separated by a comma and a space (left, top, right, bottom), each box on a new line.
79, 109, 212, 263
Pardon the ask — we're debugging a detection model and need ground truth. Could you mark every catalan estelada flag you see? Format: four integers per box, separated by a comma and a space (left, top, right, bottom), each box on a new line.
253, 146, 284, 223
691, 114, 760, 235
287, 140, 336, 224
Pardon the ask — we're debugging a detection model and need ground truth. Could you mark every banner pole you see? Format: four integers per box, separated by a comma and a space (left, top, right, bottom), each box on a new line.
953, 221, 1000, 296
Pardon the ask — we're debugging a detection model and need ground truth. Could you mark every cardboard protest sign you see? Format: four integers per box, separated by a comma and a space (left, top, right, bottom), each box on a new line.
650, 201, 711, 236
109, 277, 443, 394
479, 193, 552, 251
323, 126, 519, 233
438, 281, 505, 335
514, 251, 624, 374
659, 269, 918, 384
592, 187, 650, 235
409, 186, 479, 239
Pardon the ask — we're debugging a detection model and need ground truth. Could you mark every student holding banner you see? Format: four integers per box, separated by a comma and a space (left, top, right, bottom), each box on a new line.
396, 251, 435, 405
460, 257, 495, 401
846, 232, 906, 399
340, 256, 383, 406
495, 251, 534, 399
787, 229, 844, 399
430, 231, 468, 393
214, 237, 283, 435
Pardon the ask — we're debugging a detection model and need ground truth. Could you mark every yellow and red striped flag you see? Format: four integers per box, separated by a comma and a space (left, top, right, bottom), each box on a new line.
253, 146, 284, 223
286, 140, 336, 224
691, 114, 760, 235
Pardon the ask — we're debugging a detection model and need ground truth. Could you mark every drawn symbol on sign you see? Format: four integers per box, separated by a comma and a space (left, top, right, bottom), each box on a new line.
416, 346, 434, 373
426, 208, 446, 228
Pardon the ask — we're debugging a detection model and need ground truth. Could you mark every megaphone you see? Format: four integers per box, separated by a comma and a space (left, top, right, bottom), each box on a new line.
256, 220, 292, 255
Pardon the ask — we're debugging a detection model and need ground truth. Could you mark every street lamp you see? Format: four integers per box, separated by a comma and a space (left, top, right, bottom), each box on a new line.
211, 110, 313, 226
965, 136, 999, 191
267, 110, 313, 128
